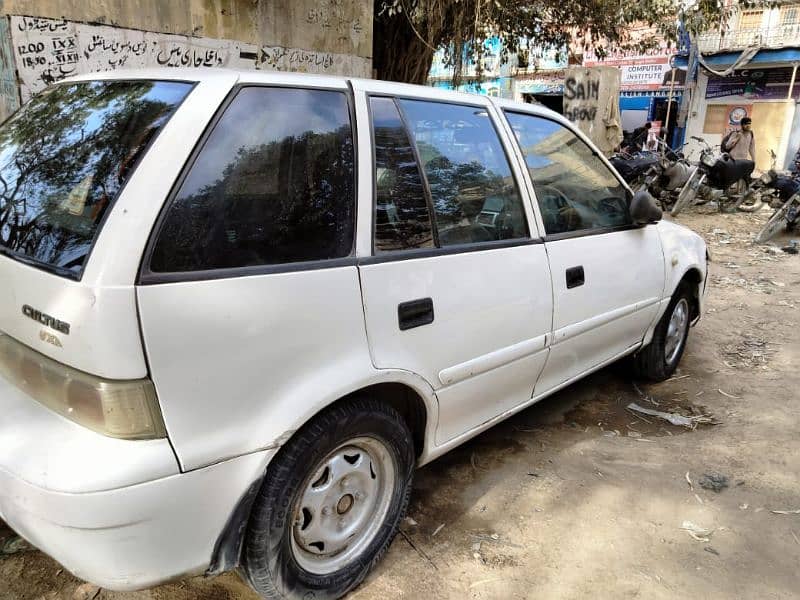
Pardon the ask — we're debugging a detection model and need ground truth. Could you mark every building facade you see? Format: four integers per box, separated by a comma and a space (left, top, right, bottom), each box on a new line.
681, 2, 800, 171
427, 29, 685, 145
579, 27, 686, 148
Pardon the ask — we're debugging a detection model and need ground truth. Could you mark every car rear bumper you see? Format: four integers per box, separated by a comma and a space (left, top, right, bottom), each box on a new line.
0, 451, 271, 591
0, 363, 273, 591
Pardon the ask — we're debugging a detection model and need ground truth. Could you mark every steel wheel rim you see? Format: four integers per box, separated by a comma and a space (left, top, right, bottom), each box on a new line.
665, 298, 689, 364
290, 436, 396, 575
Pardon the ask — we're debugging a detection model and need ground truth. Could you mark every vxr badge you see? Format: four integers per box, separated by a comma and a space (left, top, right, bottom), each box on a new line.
39, 330, 63, 348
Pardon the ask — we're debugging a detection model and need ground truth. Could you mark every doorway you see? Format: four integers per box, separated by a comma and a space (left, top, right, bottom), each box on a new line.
652, 98, 678, 148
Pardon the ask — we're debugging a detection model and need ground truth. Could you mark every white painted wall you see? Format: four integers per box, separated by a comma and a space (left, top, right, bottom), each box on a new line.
9, 15, 373, 102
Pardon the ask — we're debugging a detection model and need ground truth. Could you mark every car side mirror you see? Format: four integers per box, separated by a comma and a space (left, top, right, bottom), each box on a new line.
630, 190, 662, 225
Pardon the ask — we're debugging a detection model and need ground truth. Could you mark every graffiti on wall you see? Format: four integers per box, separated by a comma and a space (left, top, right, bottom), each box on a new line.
305, 0, 365, 46
10, 15, 254, 100
259, 45, 370, 76
9, 15, 372, 102
563, 75, 600, 122
563, 66, 623, 155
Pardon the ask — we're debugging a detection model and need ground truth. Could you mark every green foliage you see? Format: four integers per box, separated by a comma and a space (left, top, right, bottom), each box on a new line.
374, 0, 772, 85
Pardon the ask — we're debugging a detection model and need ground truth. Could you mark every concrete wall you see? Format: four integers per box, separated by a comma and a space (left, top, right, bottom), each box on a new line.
0, 1, 259, 44
0, 0, 372, 116
0, 0, 371, 57
0, 16, 18, 117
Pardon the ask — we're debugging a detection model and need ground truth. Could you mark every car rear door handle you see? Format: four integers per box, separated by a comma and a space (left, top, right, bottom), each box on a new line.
566, 266, 585, 289
398, 298, 434, 331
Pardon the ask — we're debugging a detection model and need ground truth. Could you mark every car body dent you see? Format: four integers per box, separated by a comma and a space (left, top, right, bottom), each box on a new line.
641, 219, 708, 347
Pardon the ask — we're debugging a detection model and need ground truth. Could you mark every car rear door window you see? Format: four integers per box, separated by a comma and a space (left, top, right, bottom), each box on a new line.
370, 96, 435, 252
150, 87, 355, 273
504, 111, 631, 236
398, 100, 528, 246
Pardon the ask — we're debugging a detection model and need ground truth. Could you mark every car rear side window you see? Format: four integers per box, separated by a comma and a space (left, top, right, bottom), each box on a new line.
398, 100, 528, 247
0, 80, 192, 278
370, 96, 434, 252
504, 111, 630, 236
150, 87, 356, 273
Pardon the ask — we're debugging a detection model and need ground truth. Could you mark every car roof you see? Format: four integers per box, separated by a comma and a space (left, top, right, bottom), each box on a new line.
61, 67, 564, 121
61, 68, 612, 175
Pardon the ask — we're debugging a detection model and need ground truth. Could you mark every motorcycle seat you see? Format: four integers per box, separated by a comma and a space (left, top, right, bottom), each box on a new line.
711, 157, 755, 189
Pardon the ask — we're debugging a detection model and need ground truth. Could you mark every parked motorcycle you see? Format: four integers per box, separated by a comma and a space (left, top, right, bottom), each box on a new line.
670, 136, 756, 216
638, 140, 694, 210
609, 150, 661, 190
733, 149, 796, 213
755, 191, 800, 243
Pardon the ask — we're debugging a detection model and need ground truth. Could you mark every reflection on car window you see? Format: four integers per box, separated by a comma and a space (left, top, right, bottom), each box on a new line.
0, 80, 191, 277
504, 112, 630, 235
398, 100, 527, 246
151, 87, 355, 272
371, 97, 434, 252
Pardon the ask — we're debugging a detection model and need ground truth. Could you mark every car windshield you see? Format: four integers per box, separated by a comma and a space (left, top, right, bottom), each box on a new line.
0, 79, 192, 278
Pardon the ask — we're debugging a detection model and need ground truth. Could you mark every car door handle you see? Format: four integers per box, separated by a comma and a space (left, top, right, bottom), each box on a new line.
398, 298, 434, 331
566, 266, 585, 289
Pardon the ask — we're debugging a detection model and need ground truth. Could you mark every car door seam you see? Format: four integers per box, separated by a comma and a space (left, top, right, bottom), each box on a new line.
437, 334, 548, 386
552, 297, 661, 345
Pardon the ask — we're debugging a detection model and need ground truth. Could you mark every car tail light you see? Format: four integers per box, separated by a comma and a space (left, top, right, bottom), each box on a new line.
0, 333, 166, 440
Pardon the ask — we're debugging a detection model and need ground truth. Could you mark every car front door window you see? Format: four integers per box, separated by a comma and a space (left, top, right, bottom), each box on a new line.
505, 112, 631, 236
396, 99, 529, 246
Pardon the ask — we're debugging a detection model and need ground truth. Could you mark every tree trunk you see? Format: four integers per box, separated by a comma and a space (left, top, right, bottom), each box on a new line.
373, 12, 436, 85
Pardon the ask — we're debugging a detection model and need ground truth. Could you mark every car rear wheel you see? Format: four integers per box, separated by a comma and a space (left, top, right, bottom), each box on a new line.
631, 285, 693, 382
243, 398, 414, 600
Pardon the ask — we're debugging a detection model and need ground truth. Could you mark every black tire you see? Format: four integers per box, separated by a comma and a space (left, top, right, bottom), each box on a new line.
755, 196, 796, 243
671, 184, 696, 216
631, 285, 693, 382
671, 167, 700, 216
733, 183, 764, 213
243, 398, 414, 600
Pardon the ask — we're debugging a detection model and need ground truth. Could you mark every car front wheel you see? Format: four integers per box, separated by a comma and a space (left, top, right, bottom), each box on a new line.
632, 285, 693, 381
243, 398, 414, 600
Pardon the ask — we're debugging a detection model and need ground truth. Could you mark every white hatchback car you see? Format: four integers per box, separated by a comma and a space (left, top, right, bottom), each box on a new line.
0, 69, 707, 599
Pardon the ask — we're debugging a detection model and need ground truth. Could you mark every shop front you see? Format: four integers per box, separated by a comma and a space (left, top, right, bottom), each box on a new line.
513, 70, 565, 113
684, 59, 800, 171
584, 49, 686, 148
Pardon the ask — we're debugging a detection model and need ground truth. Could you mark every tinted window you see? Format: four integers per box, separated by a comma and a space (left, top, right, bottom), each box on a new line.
505, 112, 630, 235
398, 100, 527, 246
151, 87, 355, 272
371, 97, 434, 252
0, 80, 191, 277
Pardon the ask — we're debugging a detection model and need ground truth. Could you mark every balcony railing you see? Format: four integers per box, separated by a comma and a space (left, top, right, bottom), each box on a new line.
697, 22, 800, 53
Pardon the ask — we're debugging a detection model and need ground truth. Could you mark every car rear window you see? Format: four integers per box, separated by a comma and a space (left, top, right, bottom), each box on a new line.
0, 79, 192, 278
148, 86, 356, 274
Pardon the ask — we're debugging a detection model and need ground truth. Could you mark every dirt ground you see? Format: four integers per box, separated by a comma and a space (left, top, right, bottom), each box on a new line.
2, 208, 799, 600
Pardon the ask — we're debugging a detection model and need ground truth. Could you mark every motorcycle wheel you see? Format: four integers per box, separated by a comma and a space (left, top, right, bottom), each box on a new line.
733, 185, 764, 213
671, 166, 701, 217
671, 185, 696, 216
755, 199, 793, 243
736, 198, 764, 212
